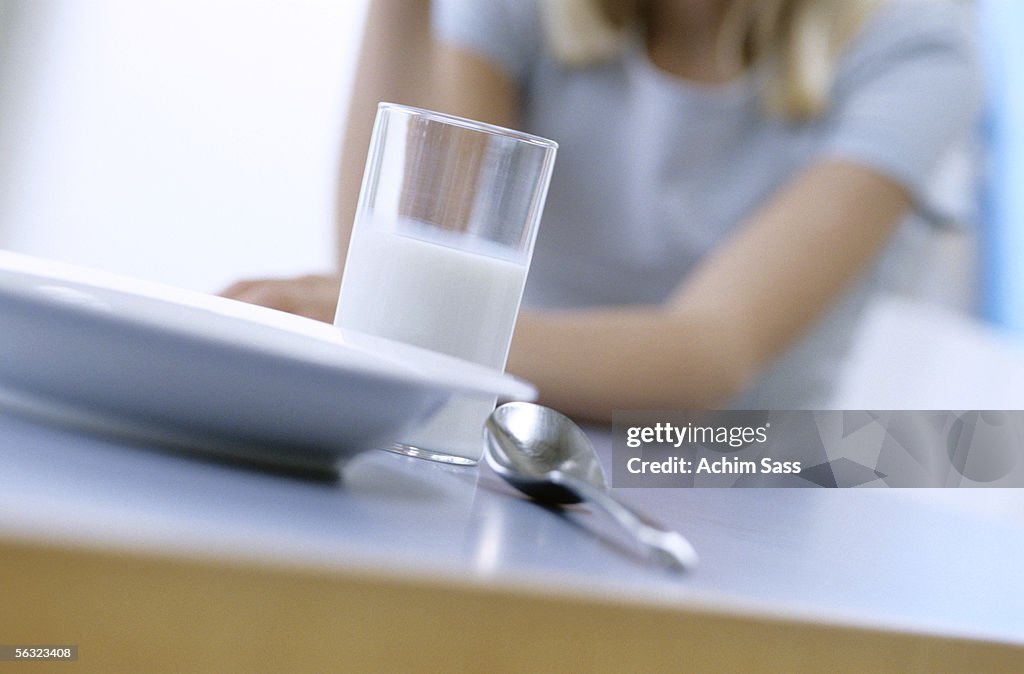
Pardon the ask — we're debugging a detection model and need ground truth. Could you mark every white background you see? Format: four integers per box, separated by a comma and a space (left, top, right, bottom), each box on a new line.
0, 0, 368, 292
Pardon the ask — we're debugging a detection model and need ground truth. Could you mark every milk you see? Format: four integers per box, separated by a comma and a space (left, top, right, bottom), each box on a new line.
336, 213, 529, 461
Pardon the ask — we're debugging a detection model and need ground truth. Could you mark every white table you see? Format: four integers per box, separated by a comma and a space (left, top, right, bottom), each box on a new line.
2, 409, 1022, 671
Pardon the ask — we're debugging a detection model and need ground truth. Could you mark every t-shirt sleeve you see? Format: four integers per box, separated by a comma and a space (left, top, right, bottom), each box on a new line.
819, 0, 982, 214
430, 0, 541, 81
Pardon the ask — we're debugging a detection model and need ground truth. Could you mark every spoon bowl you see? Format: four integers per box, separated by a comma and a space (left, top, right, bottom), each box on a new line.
484, 402, 604, 503
484, 402, 699, 571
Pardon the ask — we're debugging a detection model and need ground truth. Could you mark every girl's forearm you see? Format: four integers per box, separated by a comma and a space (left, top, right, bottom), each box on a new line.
506, 306, 752, 423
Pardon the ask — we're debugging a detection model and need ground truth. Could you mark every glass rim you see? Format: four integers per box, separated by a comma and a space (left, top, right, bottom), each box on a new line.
378, 102, 558, 151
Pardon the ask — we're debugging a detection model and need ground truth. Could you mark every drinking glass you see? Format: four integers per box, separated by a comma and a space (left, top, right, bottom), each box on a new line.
335, 102, 557, 465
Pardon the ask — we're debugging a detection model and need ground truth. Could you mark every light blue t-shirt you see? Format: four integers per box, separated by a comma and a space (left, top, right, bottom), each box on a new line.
432, 0, 982, 408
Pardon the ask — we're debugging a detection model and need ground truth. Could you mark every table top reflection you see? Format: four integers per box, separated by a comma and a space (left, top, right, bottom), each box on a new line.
2, 408, 1022, 670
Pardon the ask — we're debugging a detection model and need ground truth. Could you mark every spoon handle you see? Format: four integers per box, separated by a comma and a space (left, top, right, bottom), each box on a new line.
552, 471, 699, 571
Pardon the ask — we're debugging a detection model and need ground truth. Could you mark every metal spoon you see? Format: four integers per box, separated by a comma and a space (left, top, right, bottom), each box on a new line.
484, 402, 698, 571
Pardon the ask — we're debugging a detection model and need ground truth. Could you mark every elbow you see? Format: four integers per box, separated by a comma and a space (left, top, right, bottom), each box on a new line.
660, 332, 762, 410
710, 368, 753, 410
681, 356, 756, 410
707, 336, 765, 408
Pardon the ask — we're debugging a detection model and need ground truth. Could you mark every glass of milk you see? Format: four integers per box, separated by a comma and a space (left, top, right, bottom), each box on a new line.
335, 102, 557, 465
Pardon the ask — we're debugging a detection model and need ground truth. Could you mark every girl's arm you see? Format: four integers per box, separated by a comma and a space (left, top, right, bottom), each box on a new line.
221, 8, 516, 319
339, 1, 520, 258
508, 160, 911, 422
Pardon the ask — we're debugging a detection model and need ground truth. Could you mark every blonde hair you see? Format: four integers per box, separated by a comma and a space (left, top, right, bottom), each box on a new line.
540, 0, 882, 119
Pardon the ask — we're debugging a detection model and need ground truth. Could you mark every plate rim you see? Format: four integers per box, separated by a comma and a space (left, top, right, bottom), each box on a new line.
0, 250, 537, 402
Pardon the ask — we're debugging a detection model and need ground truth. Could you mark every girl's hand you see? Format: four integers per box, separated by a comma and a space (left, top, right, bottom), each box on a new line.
220, 274, 340, 323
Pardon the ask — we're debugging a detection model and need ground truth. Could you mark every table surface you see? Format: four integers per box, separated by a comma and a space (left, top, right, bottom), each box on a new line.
2, 408, 1023, 670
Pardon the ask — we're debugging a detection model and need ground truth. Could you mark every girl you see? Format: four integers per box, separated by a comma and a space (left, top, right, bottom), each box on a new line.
226, 0, 980, 421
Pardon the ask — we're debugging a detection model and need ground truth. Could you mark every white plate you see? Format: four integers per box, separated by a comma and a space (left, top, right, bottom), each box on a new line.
0, 250, 535, 471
